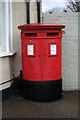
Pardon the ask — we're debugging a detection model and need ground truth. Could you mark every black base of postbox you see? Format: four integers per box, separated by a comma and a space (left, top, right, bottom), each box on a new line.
21, 79, 62, 102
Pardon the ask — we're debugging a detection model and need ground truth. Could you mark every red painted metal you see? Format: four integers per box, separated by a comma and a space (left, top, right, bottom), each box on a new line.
18, 23, 65, 82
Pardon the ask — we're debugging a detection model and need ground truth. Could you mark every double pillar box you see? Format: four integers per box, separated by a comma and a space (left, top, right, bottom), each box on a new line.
18, 23, 65, 102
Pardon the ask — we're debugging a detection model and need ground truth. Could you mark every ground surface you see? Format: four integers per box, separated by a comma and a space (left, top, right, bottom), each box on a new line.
2, 91, 78, 119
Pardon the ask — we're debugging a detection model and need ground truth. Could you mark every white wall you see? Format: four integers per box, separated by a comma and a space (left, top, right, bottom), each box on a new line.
12, 2, 26, 76
30, 0, 42, 23
43, 12, 78, 91
0, 57, 13, 90
12, 1, 42, 76
0, 1, 42, 91
30, 1, 38, 23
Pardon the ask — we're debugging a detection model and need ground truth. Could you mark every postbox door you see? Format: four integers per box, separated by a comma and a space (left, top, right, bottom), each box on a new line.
22, 39, 43, 81
42, 39, 62, 81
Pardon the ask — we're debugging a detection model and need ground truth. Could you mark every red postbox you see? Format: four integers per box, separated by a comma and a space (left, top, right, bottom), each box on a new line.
18, 23, 65, 101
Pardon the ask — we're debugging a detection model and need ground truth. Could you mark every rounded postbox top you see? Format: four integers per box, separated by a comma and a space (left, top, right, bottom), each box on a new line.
18, 23, 65, 30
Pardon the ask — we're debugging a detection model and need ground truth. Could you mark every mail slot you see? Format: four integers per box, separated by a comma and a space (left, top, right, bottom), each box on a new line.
18, 23, 65, 102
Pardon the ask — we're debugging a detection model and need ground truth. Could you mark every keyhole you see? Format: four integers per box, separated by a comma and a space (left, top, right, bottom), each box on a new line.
44, 55, 46, 57
38, 55, 40, 57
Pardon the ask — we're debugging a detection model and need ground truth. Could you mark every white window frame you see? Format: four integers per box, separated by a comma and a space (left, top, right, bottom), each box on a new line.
0, 0, 15, 57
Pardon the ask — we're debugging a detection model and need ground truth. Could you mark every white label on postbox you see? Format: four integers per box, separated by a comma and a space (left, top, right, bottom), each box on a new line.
27, 45, 34, 55
50, 44, 56, 55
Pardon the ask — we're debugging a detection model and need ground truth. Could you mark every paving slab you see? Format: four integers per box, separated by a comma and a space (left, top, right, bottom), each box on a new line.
2, 91, 79, 119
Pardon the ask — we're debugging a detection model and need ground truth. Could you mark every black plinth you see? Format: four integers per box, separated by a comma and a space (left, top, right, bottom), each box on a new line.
21, 79, 62, 102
